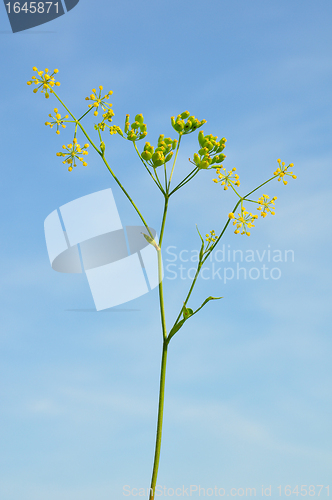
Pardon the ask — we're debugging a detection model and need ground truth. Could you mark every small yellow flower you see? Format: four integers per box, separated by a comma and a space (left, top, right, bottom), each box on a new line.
56, 141, 89, 170
206, 230, 218, 243
85, 86, 114, 123
273, 159, 296, 184
212, 166, 241, 190
27, 67, 60, 97
257, 194, 277, 217
45, 109, 69, 134
232, 206, 258, 236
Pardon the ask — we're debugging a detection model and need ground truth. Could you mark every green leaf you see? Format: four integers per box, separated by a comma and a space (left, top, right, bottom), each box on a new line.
168, 319, 185, 338
195, 225, 205, 261
141, 233, 160, 251
183, 305, 193, 319
193, 296, 222, 316
168, 296, 222, 340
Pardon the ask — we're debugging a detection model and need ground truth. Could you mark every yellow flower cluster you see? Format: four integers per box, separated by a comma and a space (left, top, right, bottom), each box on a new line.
274, 159, 296, 185
45, 108, 69, 135
257, 194, 277, 218
171, 111, 206, 135
27, 67, 60, 98
206, 230, 217, 243
112, 114, 148, 142
229, 208, 258, 236
85, 86, 114, 118
213, 167, 240, 190
56, 138, 89, 171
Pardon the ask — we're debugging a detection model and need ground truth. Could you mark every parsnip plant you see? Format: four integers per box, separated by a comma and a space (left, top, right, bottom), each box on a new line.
27, 66, 296, 500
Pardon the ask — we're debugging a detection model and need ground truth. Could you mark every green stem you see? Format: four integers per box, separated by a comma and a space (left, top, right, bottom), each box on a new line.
167, 134, 182, 188
149, 338, 168, 500
244, 176, 276, 198
169, 166, 199, 196
133, 142, 165, 194
53, 92, 154, 239
101, 156, 154, 240
168, 262, 202, 343
148, 196, 169, 500
157, 196, 169, 341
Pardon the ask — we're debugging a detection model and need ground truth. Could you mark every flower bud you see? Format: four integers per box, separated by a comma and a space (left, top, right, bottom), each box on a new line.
141, 150, 152, 161
173, 120, 184, 132
198, 131, 205, 148
198, 147, 208, 156
193, 153, 201, 166
152, 151, 165, 166
165, 152, 174, 162
184, 120, 192, 132
199, 160, 209, 169
135, 114, 144, 125
124, 114, 130, 133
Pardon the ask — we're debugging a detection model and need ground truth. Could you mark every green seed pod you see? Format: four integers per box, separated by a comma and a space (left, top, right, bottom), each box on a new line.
174, 120, 184, 132
198, 147, 208, 156
135, 114, 144, 125
172, 139, 178, 149
165, 151, 174, 162
218, 154, 226, 162
216, 144, 225, 153
140, 123, 147, 133
199, 160, 209, 169
124, 115, 130, 133
144, 142, 154, 154
194, 153, 201, 166
181, 110, 190, 119
152, 151, 163, 162
141, 150, 152, 161
131, 121, 140, 130
115, 126, 124, 137
198, 131, 205, 148
157, 134, 165, 146
171, 116, 176, 128
127, 131, 137, 141
184, 120, 192, 132
152, 151, 165, 167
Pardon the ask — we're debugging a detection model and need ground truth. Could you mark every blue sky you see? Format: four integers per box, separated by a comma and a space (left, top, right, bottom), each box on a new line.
0, 1, 331, 499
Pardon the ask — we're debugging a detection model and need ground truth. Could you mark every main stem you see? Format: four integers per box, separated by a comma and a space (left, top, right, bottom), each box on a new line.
149, 338, 168, 500
149, 195, 169, 499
